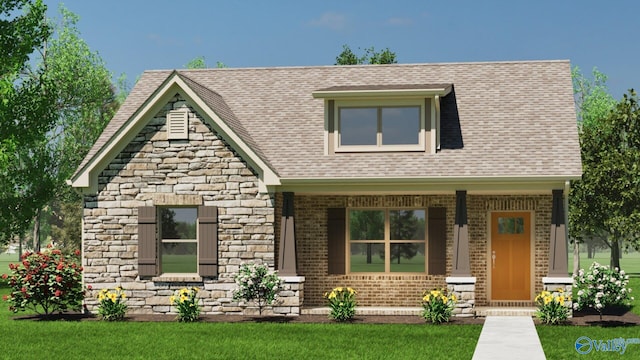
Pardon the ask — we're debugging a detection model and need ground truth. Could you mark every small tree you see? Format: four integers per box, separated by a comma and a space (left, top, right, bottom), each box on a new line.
335, 45, 397, 65
233, 263, 281, 315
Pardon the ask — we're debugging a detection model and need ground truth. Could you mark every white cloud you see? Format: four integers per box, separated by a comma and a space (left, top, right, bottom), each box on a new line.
309, 12, 347, 31
386, 17, 413, 26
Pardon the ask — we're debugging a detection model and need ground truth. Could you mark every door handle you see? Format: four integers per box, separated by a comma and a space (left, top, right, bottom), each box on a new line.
492, 250, 496, 269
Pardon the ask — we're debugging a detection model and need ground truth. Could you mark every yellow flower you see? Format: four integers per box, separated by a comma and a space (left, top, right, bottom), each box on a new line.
543, 296, 552, 305
558, 296, 565, 303
328, 291, 336, 299
100, 289, 108, 295
451, 294, 457, 302
556, 288, 564, 293
116, 286, 122, 292
441, 295, 447, 303
336, 287, 343, 292
180, 295, 187, 302
423, 294, 430, 302
121, 293, 127, 299
170, 296, 176, 304
98, 293, 106, 301
193, 287, 200, 293
109, 293, 117, 302
430, 290, 439, 296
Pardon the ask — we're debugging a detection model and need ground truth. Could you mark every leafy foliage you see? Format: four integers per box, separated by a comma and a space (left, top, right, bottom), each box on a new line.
421, 289, 456, 324
233, 263, 281, 315
323, 287, 357, 322
1, 247, 83, 314
335, 45, 397, 65
534, 289, 570, 325
96, 286, 127, 321
573, 262, 634, 320
170, 287, 201, 322
570, 89, 640, 269
1, 3, 120, 247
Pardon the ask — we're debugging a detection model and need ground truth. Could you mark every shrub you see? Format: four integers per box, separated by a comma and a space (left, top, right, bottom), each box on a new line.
170, 287, 201, 322
233, 263, 281, 315
535, 288, 570, 325
421, 289, 456, 324
96, 287, 128, 321
1, 249, 83, 314
324, 287, 357, 322
573, 262, 634, 320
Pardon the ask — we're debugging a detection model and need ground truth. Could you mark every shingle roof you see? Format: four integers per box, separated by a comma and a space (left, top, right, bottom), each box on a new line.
74, 60, 581, 183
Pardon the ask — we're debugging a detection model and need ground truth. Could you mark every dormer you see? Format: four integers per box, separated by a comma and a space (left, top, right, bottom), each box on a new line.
312, 84, 452, 155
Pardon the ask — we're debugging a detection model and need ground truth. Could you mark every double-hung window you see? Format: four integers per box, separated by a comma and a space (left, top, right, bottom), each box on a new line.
159, 207, 197, 273
348, 209, 426, 273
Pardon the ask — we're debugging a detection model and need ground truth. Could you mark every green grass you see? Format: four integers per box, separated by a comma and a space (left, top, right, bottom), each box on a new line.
0, 286, 481, 359
350, 254, 425, 272
569, 250, 640, 275
0, 253, 18, 275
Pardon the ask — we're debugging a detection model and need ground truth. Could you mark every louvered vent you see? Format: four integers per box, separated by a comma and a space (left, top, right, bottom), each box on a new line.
167, 108, 189, 140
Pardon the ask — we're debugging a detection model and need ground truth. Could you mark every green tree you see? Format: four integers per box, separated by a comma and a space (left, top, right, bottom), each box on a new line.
0, 0, 57, 245
1, 3, 119, 250
185, 56, 226, 69
570, 90, 640, 270
335, 45, 397, 65
569, 67, 617, 274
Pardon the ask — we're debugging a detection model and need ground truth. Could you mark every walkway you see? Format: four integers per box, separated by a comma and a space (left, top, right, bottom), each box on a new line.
472, 316, 546, 360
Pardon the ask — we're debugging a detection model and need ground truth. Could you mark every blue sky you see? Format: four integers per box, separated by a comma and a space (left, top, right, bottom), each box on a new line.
45, 0, 638, 99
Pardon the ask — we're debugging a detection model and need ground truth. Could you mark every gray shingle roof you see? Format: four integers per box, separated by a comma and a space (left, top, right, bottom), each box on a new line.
74, 60, 581, 182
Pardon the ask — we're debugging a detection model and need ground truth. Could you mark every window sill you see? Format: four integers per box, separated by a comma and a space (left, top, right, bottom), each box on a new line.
152, 273, 203, 282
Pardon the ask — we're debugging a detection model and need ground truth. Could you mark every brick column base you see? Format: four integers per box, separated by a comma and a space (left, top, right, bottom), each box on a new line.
446, 276, 476, 318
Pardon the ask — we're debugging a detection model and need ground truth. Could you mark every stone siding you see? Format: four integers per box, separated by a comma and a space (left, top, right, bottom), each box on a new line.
83, 96, 278, 315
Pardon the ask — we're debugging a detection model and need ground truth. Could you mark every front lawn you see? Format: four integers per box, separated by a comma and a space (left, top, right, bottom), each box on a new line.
0, 286, 481, 360
537, 277, 640, 359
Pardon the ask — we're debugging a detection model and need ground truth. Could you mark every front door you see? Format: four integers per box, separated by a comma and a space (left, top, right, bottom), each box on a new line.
491, 212, 531, 300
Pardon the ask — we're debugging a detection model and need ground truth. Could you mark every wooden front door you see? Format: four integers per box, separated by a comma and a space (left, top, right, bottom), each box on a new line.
491, 212, 531, 300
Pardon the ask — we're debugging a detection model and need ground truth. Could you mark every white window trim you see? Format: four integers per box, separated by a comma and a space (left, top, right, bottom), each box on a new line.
346, 208, 427, 274
333, 99, 426, 153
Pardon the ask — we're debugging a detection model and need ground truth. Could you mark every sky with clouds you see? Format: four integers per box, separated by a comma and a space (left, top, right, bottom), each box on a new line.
44, 0, 639, 98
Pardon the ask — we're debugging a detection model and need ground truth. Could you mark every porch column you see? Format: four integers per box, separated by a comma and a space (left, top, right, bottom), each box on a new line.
452, 190, 471, 276
278, 192, 297, 276
548, 189, 568, 277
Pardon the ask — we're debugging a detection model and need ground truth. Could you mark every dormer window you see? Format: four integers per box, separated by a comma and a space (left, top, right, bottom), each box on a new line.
337, 100, 424, 151
313, 84, 452, 154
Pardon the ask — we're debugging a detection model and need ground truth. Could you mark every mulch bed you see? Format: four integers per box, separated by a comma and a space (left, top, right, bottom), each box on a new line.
12, 309, 639, 326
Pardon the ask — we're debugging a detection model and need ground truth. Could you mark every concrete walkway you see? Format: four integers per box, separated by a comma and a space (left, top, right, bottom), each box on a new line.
472, 316, 546, 360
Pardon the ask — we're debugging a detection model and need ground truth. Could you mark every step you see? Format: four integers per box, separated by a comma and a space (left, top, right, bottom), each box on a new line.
475, 307, 537, 317
302, 306, 422, 316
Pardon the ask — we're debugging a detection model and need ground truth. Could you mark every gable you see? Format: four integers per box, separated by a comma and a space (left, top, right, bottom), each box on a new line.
70, 72, 280, 193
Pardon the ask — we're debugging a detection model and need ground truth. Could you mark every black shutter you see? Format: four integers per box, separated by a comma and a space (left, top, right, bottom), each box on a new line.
138, 207, 158, 277
327, 208, 346, 275
198, 206, 218, 277
428, 207, 447, 275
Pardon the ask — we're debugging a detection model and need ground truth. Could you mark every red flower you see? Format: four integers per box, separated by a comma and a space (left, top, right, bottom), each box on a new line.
20, 287, 27, 294
52, 249, 61, 255
87, 284, 93, 290
54, 289, 62, 297
47, 243, 53, 249
55, 275, 63, 283
2, 295, 8, 301
22, 261, 30, 269
74, 249, 81, 256
25, 274, 32, 282
56, 263, 64, 271
8, 263, 16, 270
1, 273, 7, 280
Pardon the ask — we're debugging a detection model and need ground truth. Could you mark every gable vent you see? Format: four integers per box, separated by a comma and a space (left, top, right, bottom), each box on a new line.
167, 108, 189, 140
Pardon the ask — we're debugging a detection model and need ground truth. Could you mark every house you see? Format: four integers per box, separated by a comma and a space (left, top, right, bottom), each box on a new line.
70, 60, 581, 316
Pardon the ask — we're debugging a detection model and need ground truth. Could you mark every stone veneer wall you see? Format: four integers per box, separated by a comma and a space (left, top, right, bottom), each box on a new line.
293, 194, 553, 308
82, 96, 280, 315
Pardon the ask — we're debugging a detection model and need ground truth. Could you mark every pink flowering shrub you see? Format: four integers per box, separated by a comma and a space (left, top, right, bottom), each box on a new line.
1, 248, 84, 315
